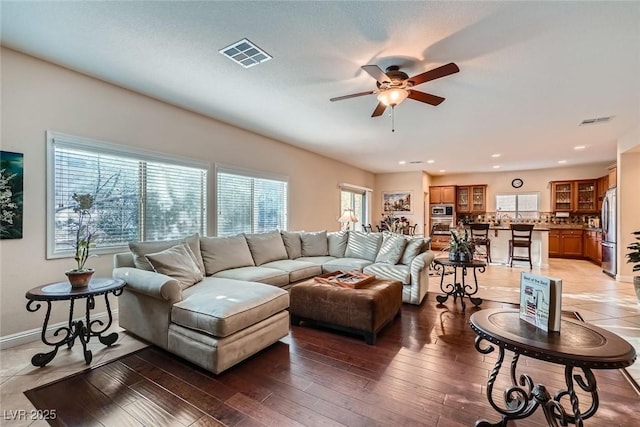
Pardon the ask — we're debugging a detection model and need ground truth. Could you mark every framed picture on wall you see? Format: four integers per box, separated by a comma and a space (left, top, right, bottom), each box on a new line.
0, 150, 24, 239
382, 191, 412, 214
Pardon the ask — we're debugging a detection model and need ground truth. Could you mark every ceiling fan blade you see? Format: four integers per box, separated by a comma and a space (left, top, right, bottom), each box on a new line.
330, 90, 376, 102
371, 102, 387, 117
407, 90, 445, 106
362, 65, 391, 84
407, 62, 460, 86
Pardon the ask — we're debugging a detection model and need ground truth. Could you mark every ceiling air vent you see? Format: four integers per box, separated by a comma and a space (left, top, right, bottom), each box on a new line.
219, 38, 272, 68
579, 116, 613, 126
409, 161, 424, 164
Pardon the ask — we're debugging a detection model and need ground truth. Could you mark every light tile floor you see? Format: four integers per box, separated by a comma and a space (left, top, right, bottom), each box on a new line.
0, 258, 638, 426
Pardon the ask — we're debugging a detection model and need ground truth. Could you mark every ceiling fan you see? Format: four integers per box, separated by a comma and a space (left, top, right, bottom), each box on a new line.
330, 62, 460, 117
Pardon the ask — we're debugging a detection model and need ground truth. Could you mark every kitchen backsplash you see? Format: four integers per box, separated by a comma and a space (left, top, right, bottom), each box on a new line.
458, 212, 601, 227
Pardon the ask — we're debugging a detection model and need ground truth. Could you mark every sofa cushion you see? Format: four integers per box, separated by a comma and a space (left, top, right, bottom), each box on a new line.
129, 233, 205, 274
144, 243, 204, 290
375, 233, 408, 264
173, 278, 289, 338
401, 237, 428, 266
212, 266, 289, 287
261, 259, 322, 282
296, 256, 337, 265
200, 235, 255, 275
244, 231, 288, 266
300, 231, 329, 256
363, 263, 411, 284
322, 257, 374, 273
328, 231, 349, 258
344, 232, 383, 262
281, 231, 302, 259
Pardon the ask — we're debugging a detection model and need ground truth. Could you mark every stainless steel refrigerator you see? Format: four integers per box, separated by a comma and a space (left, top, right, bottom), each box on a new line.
601, 188, 617, 277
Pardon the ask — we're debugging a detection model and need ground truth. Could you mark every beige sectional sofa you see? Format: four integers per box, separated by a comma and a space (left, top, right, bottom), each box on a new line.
113, 230, 433, 374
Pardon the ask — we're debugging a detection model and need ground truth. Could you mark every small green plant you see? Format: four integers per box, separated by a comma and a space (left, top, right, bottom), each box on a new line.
626, 231, 640, 272
71, 193, 95, 271
449, 226, 474, 259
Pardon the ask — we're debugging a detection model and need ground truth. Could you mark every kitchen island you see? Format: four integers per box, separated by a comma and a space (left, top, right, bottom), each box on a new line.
484, 225, 549, 268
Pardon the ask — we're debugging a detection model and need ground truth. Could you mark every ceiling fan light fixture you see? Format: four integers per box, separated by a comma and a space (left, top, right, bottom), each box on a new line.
377, 88, 408, 106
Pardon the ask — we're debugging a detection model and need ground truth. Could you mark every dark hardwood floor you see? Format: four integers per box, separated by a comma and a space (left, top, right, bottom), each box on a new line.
26, 295, 639, 426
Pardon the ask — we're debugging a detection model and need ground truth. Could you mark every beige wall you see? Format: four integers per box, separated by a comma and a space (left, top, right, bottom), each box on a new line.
429, 163, 611, 212
0, 48, 374, 337
618, 124, 640, 281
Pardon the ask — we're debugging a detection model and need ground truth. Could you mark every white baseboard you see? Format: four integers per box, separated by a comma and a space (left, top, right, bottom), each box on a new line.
0, 310, 119, 350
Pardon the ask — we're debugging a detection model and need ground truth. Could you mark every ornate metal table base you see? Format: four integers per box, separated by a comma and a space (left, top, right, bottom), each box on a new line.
433, 258, 485, 311
474, 336, 597, 427
469, 309, 636, 427
26, 279, 124, 367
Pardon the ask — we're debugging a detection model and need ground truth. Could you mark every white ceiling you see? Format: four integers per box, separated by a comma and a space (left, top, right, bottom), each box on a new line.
2, 1, 639, 174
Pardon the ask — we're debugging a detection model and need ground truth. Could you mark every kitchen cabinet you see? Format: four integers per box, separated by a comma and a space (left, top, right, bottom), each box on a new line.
550, 180, 597, 213
597, 175, 609, 210
457, 185, 487, 213
584, 230, 602, 264
549, 229, 584, 258
608, 165, 617, 188
429, 186, 456, 204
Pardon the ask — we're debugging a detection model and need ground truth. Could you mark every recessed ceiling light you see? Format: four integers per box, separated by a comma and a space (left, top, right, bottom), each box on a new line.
427, 160, 435, 164
558, 160, 567, 164
219, 38, 272, 68
574, 145, 586, 150
398, 160, 407, 165
491, 153, 501, 158
439, 169, 446, 173
492, 165, 501, 169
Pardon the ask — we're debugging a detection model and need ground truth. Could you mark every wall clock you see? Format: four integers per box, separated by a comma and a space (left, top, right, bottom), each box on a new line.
512, 178, 524, 188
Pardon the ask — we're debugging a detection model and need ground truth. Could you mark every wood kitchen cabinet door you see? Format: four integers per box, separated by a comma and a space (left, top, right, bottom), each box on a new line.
575, 180, 597, 212
429, 186, 456, 204
551, 181, 574, 212
562, 230, 584, 257
456, 186, 470, 212
549, 230, 562, 257
471, 185, 487, 212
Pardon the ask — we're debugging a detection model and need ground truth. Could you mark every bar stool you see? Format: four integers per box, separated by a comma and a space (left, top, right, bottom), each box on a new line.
509, 224, 534, 268
469, 223, 491, 263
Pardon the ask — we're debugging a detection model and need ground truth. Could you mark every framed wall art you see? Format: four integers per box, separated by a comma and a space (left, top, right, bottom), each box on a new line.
382, 190, 412, 214
0, 151, 24, 239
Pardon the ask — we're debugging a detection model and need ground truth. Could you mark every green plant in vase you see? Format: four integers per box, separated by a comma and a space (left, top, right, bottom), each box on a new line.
625, 230, 640, 301
65, 193, 96, 287
449, 226, 474, 262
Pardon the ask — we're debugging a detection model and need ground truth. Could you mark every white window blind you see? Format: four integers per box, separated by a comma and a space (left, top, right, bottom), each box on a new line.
217, 167, 288, 236
496, 193, 540, 220
47, 132, 208, 258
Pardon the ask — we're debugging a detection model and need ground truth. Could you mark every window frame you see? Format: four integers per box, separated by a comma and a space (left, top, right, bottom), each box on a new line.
495, 191, 541, 220
46, 131, 210, 260
215, 164, 289, 236
339, 183, 372, 230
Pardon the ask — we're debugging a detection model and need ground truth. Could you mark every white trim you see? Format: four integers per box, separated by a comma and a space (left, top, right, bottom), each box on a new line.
338, 182, 373, 193
216, 163, 289, 183
0, 310, 118, 350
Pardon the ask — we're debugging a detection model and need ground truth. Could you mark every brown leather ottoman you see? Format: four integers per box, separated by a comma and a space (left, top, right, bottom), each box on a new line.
289, 278, 402, 344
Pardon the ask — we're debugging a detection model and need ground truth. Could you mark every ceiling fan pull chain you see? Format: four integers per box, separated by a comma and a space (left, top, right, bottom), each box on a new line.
391, 105, 395, 132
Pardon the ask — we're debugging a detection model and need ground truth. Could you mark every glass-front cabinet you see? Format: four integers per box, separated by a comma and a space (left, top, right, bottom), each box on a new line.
551, 181, 573, 212
457, 185, 486, 213
575, 180, 597, 212
550, 180, 598, 213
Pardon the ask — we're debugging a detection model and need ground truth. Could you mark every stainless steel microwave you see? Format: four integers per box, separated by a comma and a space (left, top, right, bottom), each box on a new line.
431, 204, 454, 217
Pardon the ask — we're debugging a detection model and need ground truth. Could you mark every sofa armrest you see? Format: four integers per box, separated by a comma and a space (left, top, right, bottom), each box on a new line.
404, 250, 435, 305
113, 267, 182, 303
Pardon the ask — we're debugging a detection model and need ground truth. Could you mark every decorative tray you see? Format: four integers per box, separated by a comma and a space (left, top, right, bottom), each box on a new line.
314, 271, 375, 288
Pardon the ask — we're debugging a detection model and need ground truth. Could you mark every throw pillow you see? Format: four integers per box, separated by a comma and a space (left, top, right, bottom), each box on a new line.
144, 243, 204, 290
300, 231, 329, 256
281, 231, 302, 259
129, 233, 205, 275
401, 237, 426, 265
345, 232, 383, 262
375, 233, 408, 264
200, 234, 255, 275
244, 231, 288, 265
328, 231, 349, 257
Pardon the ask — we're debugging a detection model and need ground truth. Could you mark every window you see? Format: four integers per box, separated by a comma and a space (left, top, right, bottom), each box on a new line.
340, 184, 371, 231
47, 132, 208, 258
216, 166, 288, 236
495, 192, 540, 221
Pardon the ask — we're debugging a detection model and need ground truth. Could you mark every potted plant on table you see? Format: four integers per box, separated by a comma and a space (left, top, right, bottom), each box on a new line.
625, 230, 640, 301
65, 192, 96, 288
449, 226, 474, 262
